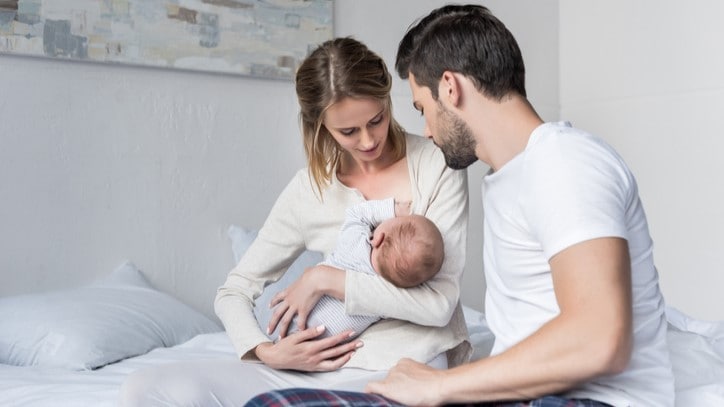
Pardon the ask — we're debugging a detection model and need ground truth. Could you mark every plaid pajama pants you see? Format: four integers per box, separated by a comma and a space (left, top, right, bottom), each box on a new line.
243, 388, 612, 407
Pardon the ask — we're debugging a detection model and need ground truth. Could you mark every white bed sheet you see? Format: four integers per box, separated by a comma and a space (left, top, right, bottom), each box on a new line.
0, 332, 233, 407
1, 306, 722, 406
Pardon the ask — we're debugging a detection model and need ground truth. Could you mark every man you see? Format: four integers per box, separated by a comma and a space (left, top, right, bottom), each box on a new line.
245, 5, 674, 406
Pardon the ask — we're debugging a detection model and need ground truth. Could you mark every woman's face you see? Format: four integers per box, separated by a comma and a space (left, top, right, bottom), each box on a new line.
323, 97, 391, 165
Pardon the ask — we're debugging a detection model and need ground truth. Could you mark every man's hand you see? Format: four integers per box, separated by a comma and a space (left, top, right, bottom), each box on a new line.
365, 358, 445, 406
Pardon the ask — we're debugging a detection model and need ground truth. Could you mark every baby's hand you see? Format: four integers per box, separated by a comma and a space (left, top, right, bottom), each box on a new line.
394, 200, 412, 216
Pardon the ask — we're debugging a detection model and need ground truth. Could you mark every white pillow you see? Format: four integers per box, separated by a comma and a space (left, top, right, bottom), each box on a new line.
0, 262, 221, 370
227, 225, 322, 336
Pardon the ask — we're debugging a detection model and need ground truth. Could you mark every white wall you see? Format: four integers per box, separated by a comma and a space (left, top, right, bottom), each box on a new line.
559, 0, 724, 321
0, 0, 557, 319
0, 56, 305, 319
3, 1, 720, 322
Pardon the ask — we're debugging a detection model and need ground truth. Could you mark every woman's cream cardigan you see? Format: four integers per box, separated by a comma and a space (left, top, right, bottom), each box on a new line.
215, 134, 471, 370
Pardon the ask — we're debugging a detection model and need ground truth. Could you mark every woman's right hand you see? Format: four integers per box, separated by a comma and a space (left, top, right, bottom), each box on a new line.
254, 325, 363, 371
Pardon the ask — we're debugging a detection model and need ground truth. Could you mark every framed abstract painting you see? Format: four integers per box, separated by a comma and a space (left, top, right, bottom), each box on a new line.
0, 0, 333, 80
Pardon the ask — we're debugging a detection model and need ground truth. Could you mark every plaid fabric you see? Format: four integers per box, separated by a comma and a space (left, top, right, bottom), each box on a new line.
243, 389, 612, 407
455, 395, 613, 407
244, 388, 405, 407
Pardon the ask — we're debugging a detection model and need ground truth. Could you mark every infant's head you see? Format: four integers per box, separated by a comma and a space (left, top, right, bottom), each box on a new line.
370, 215, 444, 288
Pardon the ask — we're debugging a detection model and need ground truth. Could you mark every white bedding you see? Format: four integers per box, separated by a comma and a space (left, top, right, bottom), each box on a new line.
1, 306, 722, 407
0, 332, 233, 406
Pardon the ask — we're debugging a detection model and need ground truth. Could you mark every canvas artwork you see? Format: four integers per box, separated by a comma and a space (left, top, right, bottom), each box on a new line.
0, 0, 333, 80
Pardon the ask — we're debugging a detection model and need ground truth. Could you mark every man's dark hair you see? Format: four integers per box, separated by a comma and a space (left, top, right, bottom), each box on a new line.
396, 4, 526, 100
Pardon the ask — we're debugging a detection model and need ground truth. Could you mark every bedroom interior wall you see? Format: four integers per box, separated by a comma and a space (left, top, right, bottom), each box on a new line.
559, 0, 724, 321
10, 0, 719, 323
0, 0, 557, 320
0, 55, 306, 320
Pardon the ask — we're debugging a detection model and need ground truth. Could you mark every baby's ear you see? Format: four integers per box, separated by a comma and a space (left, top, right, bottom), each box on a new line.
370, 231, 385, 248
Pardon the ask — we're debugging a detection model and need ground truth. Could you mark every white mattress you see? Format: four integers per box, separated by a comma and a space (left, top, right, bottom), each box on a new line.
1, 306, 722, 406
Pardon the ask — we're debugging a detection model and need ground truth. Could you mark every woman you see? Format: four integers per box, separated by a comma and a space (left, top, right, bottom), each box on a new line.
120, 37, 470, 406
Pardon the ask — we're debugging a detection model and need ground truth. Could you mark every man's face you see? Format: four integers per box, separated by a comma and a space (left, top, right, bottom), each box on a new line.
409, 73, 478, 170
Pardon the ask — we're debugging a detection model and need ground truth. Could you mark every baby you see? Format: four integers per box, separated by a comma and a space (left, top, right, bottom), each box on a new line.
271, 197, 444, 340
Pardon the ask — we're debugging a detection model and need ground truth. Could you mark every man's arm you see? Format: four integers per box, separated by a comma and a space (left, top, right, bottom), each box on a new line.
366, 237, 633, 405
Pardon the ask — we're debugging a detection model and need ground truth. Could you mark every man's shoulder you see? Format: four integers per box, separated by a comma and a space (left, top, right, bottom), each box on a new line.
526, 123, 622, 170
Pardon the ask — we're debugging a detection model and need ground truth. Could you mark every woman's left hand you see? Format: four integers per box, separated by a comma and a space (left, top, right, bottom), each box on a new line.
268, 264, 345, 338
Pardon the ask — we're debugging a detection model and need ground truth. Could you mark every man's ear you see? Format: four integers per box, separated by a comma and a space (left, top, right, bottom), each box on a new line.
439, 71, 462, 107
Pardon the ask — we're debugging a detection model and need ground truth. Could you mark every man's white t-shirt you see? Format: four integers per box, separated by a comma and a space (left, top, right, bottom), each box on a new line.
482, 122, 674, 406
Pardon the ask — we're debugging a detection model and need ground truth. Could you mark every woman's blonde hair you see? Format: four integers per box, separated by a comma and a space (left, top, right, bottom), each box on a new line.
295, 37, 407, 197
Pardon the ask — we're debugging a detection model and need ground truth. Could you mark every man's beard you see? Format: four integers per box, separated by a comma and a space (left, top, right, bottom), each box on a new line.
437, 103, 477, 170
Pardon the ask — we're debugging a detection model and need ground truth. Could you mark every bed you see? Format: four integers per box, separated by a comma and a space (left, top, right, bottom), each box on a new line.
1, 226, 723, 406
